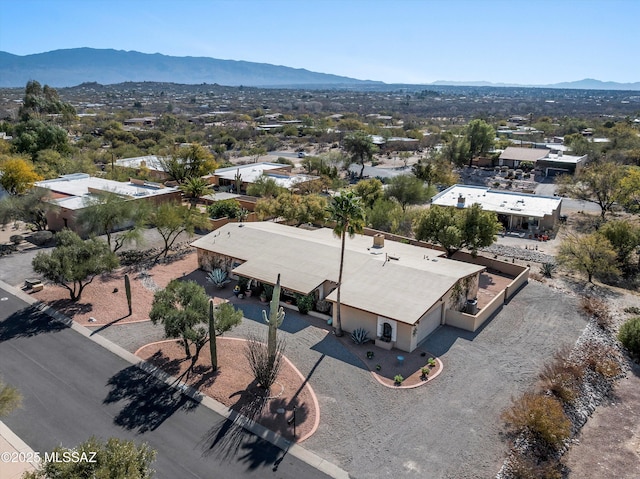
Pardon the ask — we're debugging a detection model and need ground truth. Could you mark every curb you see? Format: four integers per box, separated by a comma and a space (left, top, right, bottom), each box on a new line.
0, 420, 38, 472
0, 280, 349, 479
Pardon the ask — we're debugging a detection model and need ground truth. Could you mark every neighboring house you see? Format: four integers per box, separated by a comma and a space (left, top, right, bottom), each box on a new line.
206, 162, 319, 193
123, 116, 157, 127
192, 222, 486, 352
498, 146, 588, 175
536, 151, 589, 176
35, 173, 180, 233
114, 155, 170, 180
498, 147, 550, 168
432, 185, 562, 232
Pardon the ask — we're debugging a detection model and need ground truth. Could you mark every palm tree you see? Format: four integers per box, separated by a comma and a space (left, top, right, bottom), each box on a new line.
180, 176, 212, 209
327, 190, 365, 336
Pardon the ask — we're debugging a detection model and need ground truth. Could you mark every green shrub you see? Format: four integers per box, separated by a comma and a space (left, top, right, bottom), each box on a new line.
618, 316, 640, 358
9, 234, 24, 245
502, 392, 571, 450
394, 374, 404, 385
295, 293, 315, 315
30, 230, 53, 246
207, 199, 242, 219
237, 276, 249, 291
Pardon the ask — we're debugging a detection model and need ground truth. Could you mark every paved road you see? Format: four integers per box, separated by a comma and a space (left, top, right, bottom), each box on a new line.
0, 288, 330, 479
534, 179, 601, 214
348, 164, 412, 179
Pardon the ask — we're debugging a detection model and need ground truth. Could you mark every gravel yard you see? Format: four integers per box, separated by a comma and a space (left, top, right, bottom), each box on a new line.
210, 280, 586, 478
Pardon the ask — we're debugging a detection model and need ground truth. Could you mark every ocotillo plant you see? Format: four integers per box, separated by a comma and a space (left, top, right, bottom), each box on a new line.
209, 299, 217, 371
124, 274, 132, 316
262, 274, 285, 363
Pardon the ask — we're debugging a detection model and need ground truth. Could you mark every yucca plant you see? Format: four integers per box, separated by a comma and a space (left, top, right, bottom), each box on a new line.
540, 262, 557, 278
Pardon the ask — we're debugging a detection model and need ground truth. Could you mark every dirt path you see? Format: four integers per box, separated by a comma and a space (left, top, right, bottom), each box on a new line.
564, 362, 640, 478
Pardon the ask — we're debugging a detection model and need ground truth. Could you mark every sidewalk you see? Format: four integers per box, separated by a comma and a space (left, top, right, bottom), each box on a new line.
0, 420, 37, 478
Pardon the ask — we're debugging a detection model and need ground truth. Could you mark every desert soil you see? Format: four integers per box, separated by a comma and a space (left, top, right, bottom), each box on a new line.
564, 361, 640, 479
136, 337, 318, 442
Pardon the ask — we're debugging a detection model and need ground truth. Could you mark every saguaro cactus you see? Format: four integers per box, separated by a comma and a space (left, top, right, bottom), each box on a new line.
209, 299, 217, 371
234, 169, 242, 194
124, 274, 132, 315
262, 274, 285, 363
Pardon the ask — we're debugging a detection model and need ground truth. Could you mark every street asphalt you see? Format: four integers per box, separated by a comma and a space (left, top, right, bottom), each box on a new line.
0, 288, 331, 479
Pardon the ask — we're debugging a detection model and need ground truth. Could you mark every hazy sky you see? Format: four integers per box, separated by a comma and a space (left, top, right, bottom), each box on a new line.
1, 0, 638, 85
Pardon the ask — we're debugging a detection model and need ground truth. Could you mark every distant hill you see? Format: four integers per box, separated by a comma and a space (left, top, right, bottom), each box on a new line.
431, 78, 640, 91
541, 78, 640, 91
0, 48, 382, 88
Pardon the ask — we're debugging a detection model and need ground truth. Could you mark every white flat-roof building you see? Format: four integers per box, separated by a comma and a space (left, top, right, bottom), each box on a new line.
114, 155, 169, 179
209, 162, 319, 192
432, 185, 562, 232
35, 173, 180, 232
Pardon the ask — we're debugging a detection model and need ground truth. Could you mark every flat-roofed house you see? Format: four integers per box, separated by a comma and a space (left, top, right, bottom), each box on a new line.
114, 155, 170, 180
432, 185, 562, 232
207, 162, 319, 193
192, 222, 486, 352
498, 146, 588, 175
498, 147, 550, 168
35, 173, 180, 233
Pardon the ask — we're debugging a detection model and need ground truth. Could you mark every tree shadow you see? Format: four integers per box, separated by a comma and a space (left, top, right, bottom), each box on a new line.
200, 380, 289, 470
229, 298, 310, 334
45, 298, 93, 317
89, 313, 132, 336
311, 333, 365, 370
103, 363, 200, 433
0, 304, 67, 342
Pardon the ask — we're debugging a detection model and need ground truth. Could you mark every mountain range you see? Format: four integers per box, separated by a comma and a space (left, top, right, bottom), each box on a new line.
0, 48, 380, 88
1, 48, 638, 91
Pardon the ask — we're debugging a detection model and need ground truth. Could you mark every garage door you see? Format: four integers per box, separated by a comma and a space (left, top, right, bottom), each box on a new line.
416, 302, 443, 344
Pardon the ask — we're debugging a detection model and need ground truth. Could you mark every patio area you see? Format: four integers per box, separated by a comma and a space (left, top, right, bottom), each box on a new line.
476, 270, 514, 309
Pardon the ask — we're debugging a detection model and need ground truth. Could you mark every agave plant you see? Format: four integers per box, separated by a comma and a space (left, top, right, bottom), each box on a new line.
207, 268, 230, 288
540, 262, 557, 278
350, 327, 370, 345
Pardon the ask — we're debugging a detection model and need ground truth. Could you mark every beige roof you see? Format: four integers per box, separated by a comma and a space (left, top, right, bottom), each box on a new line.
232, 258, 327, 295
499, 147, 550, 162
192, 222, 485, 324
325, 261, 461, 324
